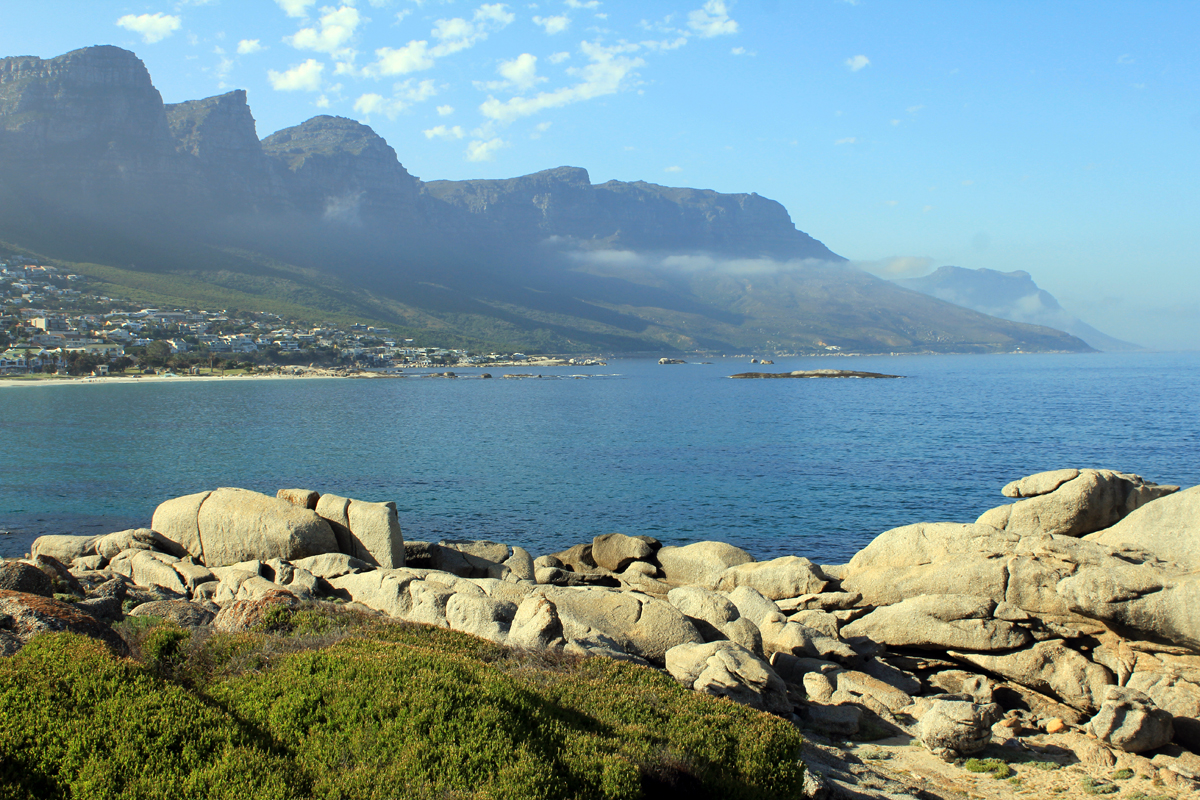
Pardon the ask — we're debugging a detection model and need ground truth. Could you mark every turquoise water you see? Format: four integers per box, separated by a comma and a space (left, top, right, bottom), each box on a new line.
1, 352, 1197, 565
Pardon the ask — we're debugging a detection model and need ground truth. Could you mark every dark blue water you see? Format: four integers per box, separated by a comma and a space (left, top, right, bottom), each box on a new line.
1, 352, 1197, 564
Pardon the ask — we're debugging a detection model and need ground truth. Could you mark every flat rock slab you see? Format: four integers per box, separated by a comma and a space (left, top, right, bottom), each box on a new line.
729, 369, 903, 379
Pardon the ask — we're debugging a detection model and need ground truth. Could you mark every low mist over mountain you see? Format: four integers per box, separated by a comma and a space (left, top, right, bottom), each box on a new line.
0, 45, 1092, 354
896, 267, 1141, 352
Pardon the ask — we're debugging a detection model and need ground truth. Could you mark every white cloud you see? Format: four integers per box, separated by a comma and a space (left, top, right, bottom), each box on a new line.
364, 3, 514, 76
424, 125, 465, 139
479, 40, 644, 124
466, 137, 508, 161
730, 46, 744, 55
116, 13, 182, 44
845, 54, 869, 71
533, 15, 570, 34
923, 205, 934, 213
276, 0, 317, 18
497, 53, 544, 90
548, 51, 571, 64
354, 93, 386, 115
664, 165, 682, 172
237, 39, 264, 55
834, 137, 857, 145
961, 179, 974, 186
437, 104, 455, 115
353, 79, 437, 117
366, 41, 434, 75
268, 58, 325, 91
565, 0, 600, 7
288, 5, 361, 58
890, 118, 900, 125
883, 200, 898, 206
687, 1, 738, 38
851, 256, 935, 279
1117, 53, 1134, 64
907, 104, 924, 114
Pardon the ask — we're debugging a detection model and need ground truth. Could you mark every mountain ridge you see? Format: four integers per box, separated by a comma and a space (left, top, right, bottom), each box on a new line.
0, 45, 1092, 355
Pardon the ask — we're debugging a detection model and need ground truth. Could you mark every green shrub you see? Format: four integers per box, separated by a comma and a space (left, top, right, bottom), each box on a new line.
0, 624, 806, 800
1112, 767, 1135, 780
1081, 776, 1119, 795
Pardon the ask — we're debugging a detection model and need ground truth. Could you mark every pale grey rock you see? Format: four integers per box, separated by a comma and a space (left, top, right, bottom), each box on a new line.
927, 671, 995, 705
30, 535, 97, 564
550, 543, 599, 573
328, 569, 423, 618
831, 669, 914, 714
667, 586, 763, 656
656, 541, 755, 588
769, 653, 840, 686
916, 698, 1002, 756
151, 491, 211, 560
345, 499, 405, 568
1088, 687, 1174, 752
263, 558, 294, 585
153, 488, 339, 567
115, 550, 187, 596
1057, 562, 1200, 651
788, 610, 841, 639
1126, 669, 1200, 750
171, 561, 216, 593
95, 528, 185, 560
977, 469, 1177, 538
665, 640, 790, 715
726, 585, 784, 626
284, 567, 320, 600
622, 561, 658, 578
759, 614, 859, 663
509, 594, 565, 650
445, 593, 517, 644
72, 555, 107, 572
1086, 484, 1200, 570
533, 554, 564, 571
276, 488, 319, 509
503, 546, 535, 581
841, 594, 1032, 652
407, 580, 456, 628
442, 539, 511, 565
236, 575, 283, 601
777, 592, 862, 613
841, 523, 1017, 607
592, 532, 654, 572
948, 640, 1114, 713
859, 658, 922, 697
714, 556, 828, 600
292, 552, 373, 580
1002, 468, 1081, 498
541, 586, 703, 665
127, 599, 214, 627
803, 671, 836, 704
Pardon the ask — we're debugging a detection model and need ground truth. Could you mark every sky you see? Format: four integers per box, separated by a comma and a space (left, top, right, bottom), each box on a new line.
1, 1, 1198, 349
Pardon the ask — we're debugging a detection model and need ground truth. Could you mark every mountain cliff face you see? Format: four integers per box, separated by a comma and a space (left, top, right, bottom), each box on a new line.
166, 90, 283, 210
896, 267, 1140, 352
0, 45, 1094, 354
424, 168, 838, 260
0, 46, 184, 208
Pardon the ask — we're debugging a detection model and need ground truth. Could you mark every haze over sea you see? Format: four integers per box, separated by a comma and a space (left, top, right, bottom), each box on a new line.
2, 352, 1197, 565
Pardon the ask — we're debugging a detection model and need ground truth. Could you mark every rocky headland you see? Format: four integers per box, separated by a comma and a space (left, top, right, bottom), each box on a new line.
3, 468, 1200, 798
729, 369, 904, 379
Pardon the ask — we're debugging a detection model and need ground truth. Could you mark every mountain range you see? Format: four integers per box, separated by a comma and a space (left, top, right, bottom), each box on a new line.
0, 45, 1092, 354
896, 267, 1141, 352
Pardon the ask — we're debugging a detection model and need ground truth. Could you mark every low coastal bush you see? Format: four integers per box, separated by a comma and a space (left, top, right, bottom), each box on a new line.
0, 615, 805, 800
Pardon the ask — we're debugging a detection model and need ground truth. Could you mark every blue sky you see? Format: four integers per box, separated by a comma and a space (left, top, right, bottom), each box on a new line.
2, 1, 1198, 349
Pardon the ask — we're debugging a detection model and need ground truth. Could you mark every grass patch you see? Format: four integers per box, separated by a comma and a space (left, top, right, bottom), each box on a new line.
1112, 768, 1135, 781
1081, 776, 1119, 795
963, 757, 1012, 779
0, 613, 805, 800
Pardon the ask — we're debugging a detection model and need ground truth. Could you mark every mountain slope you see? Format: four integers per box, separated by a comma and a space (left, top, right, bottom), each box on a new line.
896, 267, 1141, 352
0, 45, 1093, 355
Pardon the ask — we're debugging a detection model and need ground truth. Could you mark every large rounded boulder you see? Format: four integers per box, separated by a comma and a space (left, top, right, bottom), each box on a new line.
152, 488, 339, 567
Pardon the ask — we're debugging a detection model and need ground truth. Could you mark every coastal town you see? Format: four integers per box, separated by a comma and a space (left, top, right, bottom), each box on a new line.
0, 254, 602, 377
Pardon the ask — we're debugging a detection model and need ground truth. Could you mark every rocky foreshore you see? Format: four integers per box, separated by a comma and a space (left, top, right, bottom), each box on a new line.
3, 469, 1199, 798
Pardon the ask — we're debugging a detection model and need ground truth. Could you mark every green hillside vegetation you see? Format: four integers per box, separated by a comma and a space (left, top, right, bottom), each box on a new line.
0, 608, 805, 800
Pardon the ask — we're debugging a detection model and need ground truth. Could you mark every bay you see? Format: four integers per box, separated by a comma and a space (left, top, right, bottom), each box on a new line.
1, 352, 1197, 565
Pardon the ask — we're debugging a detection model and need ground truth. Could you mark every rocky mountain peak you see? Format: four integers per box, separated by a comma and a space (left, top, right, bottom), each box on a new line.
167, 89, 260, 160
261, 115, 421, 219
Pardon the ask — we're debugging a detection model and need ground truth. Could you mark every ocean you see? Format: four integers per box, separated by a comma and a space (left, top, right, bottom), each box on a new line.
1, 352, 1196, 565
